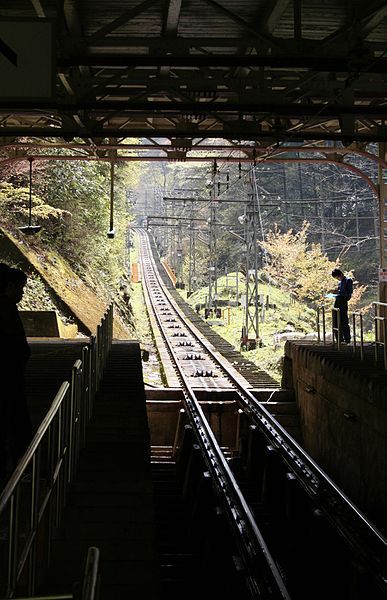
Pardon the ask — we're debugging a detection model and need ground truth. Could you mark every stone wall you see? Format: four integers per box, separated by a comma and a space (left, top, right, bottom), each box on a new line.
283, 342, 387, 534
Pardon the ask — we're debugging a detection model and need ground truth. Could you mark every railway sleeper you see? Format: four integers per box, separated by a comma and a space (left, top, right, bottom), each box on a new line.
192, 369, 217, 377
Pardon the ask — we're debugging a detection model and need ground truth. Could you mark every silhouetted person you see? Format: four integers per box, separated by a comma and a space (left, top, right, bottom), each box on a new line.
331, 268, 353, 344
0, 264, 31, 485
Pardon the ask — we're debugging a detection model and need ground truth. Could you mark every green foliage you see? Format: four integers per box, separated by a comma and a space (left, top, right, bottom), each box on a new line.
1, 152, 141, 331
0, 182, 71, 234
261, 221, 338, 306
18, 272, 59, 312
30, 158, 139, 292
185, 273, 317, 382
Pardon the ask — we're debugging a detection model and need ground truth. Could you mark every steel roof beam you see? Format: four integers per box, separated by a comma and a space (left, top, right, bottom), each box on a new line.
2, 100, 387, 118
199, 0, 283, 51
260, 0, 291, 35
30, 0, 46, 18
87, 0, 162, 44
321, 1, 387, 47
0, 126, 386, 143
164, 0, 183, 35
58, 54, 387, 72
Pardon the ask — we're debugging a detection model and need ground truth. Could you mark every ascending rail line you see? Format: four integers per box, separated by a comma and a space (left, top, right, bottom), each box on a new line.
137, 227, 387, 599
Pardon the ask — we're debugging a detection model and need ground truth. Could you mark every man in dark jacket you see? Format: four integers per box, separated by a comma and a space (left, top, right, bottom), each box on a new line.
331, 268, 353, 344
0, 264, 31, 484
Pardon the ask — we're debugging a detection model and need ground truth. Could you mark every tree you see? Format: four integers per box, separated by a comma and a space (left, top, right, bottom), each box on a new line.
260, 221, 338, 306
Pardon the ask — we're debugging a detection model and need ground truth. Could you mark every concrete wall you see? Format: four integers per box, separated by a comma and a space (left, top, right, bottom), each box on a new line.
283, 342, 387, 534
20, 310, 78, 338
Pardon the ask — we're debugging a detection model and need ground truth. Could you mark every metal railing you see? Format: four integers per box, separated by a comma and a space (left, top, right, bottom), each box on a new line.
373, 301, 387, 369
317, 302, 387, 370
0, 305, 113, 598
91, 304, 114, 398
316, 304, 327, 344
352, 312, 365, 360
331, 306, 341, 351
78, 546, 100, 600
0, 545, 100, 600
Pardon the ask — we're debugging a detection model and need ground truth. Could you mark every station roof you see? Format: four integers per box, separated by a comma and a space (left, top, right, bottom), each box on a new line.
1, 0, 387, 146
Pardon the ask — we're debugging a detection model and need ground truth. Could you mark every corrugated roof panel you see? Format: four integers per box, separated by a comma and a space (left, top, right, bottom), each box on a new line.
273, 1, 347, 39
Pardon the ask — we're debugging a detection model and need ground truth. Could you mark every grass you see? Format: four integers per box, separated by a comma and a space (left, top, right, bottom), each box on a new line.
182, 273, 317, 382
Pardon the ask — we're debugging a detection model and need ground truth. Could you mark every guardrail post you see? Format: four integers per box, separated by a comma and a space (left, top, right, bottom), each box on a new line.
316, 307, 321, 343
81, 346, 89, 447
80, 546, 100, 600
351, 313, 364, 361
317, 305, 327, 344
28, 450, 40, 594
332, 307, 341, 350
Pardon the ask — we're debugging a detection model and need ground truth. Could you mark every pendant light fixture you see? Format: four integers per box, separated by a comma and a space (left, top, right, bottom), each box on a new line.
107, 159, 115, 238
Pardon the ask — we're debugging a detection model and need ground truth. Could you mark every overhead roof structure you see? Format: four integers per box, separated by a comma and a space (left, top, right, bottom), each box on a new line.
1, 0, 387, 146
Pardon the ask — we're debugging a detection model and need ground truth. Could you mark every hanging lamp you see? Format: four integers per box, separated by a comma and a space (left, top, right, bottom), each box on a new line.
107, 159, 115, 238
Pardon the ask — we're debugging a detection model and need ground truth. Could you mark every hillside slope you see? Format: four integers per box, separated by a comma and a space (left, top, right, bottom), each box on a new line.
0, 226, 131, 338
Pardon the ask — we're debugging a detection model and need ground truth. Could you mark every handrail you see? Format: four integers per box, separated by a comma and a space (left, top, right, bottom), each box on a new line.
0, 595, 73, 599
92, 304, 113, 394
0, 546, 100, 600
0, 382, 72, 598
0, 305, 113, 598
79, 547, 100, 600
352, 312, 364, 360
316, 305, 327, 344
332, 306, 341, 350
317, 302, 387, 369
373, 302, 387, 369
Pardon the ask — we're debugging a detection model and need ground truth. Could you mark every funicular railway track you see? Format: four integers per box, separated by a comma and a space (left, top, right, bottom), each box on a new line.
149, 235, 279, 389
137, 228, 387, 599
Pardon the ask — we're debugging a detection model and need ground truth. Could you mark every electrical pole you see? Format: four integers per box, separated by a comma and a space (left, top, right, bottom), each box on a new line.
188, 204, 197, 297
176, 222, 184, 288
241, 168, 260, 350
207, 161, 218, 315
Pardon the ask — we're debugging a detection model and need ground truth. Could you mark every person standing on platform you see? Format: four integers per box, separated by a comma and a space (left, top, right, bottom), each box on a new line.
0, 264, 32, 485
331, 268, 353, 344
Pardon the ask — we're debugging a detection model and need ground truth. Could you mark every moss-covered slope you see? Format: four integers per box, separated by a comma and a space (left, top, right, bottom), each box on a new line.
0, 227, 130, 338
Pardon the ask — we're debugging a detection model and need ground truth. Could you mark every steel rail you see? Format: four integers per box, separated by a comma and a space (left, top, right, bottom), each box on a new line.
137, 227, 387, 592
139, 231, 290, 599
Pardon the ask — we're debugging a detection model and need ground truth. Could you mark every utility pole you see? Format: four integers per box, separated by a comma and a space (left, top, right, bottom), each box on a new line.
207, 161, 218, 315
176, 222, 184, 288
241, 168, 260, 350
188, 204, 197, 297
